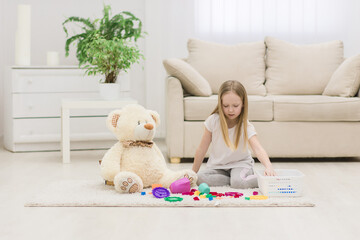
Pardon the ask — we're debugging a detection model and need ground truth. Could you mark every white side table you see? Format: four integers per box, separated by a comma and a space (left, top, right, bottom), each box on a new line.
61, 98, 137, 163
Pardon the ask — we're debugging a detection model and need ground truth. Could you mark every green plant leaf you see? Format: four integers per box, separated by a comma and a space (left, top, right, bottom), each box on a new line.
63, 4, 146, 83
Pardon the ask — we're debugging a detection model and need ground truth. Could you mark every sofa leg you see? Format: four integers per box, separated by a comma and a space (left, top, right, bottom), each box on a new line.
170, 157, 181, 164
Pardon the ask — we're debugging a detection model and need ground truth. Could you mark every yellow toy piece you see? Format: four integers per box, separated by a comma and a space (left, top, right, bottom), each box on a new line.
250, 195, 268, 200
194, 191, 200, 196
200, 195, 206, 199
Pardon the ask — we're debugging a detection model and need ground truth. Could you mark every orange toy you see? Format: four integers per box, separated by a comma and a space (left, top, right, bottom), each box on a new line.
152, 184, 162, 189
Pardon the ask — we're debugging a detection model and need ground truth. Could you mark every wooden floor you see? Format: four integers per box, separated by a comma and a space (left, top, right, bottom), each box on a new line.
1, 139, 360, 240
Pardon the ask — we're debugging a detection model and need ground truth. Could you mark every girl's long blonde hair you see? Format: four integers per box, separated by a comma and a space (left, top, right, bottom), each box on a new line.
211, 80, 249, 151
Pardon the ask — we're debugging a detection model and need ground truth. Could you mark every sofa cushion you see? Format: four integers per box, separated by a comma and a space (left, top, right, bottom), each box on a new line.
163, 58, 212, 96
184, 95, 273, 121
186, 38, 267, 96
265, 37, 344, 95
323, 55, 360, 97
273, 95, 360, 121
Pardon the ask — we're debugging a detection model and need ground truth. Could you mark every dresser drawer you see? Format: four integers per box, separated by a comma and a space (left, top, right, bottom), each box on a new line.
12, 93, 114, 118
12, 69, 100, 93
13, 117, 115, 143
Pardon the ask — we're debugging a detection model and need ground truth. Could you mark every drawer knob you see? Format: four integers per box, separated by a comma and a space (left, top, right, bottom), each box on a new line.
27, 80, 33, 84
28, 104, 33, 109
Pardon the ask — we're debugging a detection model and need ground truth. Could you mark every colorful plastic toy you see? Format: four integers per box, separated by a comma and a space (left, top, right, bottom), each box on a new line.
152, 187, 170, 198
193, 197, 200, 201
141, 192, 146, 195
225, 192, 242, 196
164, 197, 183, 202
250, 195, 268, 200
198, 183, 210, 194
152, 184, 162, 189
253, 191, 258, 195
181, 192, 192, 195
169, 177, 191, 194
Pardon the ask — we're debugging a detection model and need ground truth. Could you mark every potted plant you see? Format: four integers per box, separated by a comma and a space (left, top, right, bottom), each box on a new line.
63, 5, 145, 99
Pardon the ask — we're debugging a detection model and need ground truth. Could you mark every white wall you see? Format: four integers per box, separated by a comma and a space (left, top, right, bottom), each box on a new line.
0, 0, 146, 137
2, 0, 360, 140
144, 0, 195, 138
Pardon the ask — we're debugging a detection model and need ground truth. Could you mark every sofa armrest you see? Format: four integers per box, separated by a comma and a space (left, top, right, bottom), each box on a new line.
165, 76, 185, 158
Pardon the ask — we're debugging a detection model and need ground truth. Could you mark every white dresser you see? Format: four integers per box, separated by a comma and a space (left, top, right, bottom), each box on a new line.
3, 66, 118, 152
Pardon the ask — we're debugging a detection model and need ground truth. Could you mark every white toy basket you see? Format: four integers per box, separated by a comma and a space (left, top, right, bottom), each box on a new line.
256, 169, 305, 197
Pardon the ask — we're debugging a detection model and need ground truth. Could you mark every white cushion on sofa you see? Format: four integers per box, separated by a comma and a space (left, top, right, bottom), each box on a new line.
265, 37, 344, 95
323, 55, 360, 97
273, 95, 360, 121
186, 38, 267, 96
163, 58, 212, 96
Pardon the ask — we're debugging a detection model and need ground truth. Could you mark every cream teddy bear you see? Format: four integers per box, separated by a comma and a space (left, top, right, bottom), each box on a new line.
100, 104, 197, 193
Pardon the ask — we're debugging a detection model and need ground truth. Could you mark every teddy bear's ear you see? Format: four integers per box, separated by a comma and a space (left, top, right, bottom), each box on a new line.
148, 110, 160, 127
106, 109, 122, 132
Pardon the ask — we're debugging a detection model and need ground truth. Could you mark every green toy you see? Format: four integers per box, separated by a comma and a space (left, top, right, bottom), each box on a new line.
198, 183, 210, 194
164, 197, 183, 202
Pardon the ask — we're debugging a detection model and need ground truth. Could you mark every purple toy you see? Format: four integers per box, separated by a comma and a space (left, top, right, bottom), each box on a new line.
169, 177, 191, 194
152, 187, 170, 198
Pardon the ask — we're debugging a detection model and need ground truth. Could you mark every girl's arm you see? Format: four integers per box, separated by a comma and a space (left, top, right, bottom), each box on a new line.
192, 128, 212, 173
248, 135, 276, 176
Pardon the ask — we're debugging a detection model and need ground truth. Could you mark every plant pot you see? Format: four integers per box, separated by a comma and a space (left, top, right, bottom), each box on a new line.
99, 83, 120, 100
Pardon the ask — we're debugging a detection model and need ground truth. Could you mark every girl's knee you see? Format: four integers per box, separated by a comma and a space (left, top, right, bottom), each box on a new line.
230, 178, 258, 189
196, 172, 207, 185
230, 178, 246, 189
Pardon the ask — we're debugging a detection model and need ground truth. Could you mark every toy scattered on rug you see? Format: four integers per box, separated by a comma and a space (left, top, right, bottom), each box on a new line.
152, 187, 170, 198
164, 197, 183, 202
100, 104, 197, 194
198, 183, 210, 194
141, 179, 269, 203
169, 177, 191, 194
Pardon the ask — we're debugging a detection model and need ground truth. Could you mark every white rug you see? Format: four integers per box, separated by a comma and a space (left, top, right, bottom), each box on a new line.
25, 179, 315, 207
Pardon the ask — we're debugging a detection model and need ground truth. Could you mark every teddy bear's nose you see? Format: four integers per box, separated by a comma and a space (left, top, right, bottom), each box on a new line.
144, 123, 153, 130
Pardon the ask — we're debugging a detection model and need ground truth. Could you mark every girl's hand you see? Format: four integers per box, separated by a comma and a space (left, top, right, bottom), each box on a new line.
264, 167, 276, 176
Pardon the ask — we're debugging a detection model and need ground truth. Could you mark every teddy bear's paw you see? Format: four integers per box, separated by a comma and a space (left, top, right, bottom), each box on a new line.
183, 172, 198, 187
183, 174, 194, 183
114, 173, 143, 194
120, 178, 139, 193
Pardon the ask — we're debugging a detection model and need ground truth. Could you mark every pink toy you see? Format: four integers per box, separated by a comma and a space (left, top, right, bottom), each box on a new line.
253, 191, 258, 195
169, 177, 191, 194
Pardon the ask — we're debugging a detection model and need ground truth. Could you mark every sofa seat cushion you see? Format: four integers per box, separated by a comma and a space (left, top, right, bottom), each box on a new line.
273, 95, 360, 121
184, 95, 274, 121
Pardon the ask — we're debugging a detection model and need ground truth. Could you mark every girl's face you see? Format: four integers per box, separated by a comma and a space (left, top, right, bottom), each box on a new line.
221, 91, 243, 121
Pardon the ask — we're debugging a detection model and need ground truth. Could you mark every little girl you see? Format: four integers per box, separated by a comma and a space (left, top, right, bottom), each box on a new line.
192, 80, 275, 189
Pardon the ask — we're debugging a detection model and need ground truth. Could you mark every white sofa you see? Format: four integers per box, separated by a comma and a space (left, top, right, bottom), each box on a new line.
164, 37, 360, 163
